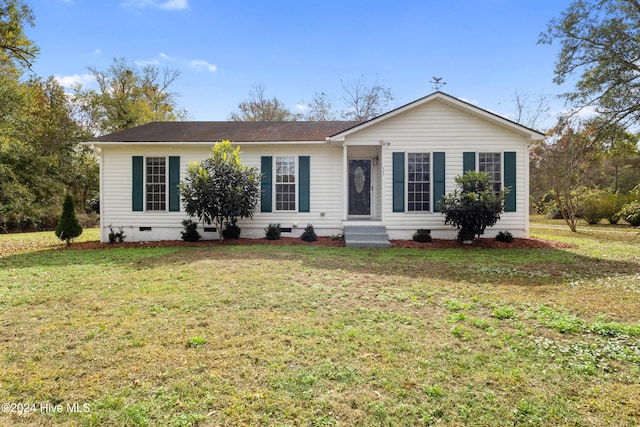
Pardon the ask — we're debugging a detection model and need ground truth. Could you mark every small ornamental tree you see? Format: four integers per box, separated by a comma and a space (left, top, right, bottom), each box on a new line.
179, 141, 261, 241
54, 194, 83, 245
440, 171, 508, 243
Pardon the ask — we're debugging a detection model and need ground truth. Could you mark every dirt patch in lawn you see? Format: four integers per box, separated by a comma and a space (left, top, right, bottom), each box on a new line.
66, 236, 574, 250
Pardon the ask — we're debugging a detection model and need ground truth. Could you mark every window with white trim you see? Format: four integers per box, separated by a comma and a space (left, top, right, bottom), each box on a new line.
146, 157, 166, 211
479, 152, 501, 194
275, 156, 296, 211
407, 153, 431, 211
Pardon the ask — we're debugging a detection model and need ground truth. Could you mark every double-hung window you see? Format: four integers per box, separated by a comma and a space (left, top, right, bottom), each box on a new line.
478, 152, 501, 194
146, 157, 166, 211
275, 156, 296, 211
407, 153, 431, 211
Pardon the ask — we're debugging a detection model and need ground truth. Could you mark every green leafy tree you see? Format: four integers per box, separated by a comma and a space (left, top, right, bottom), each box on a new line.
0, 0, 39, 69
179, 141, 261, 241
539, 0, 640, 127
74, 57, 187, 135
587, 118, 640, 192
531, 116, 599, 232
54, 194, 83, 245
440, 171, 508, 243
230, 83, 301, 121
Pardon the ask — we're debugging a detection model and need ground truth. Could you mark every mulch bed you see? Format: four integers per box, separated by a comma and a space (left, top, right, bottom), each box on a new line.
67, 236, 575, 250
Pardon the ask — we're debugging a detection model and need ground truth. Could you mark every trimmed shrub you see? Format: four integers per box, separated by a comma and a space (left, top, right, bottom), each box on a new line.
265, 223, 281, 240
619, 201, 640, 226
301, 224, 317, 242
181, 219, 201, 242
495, 231, 514, 243
412, 229, 432, 242
108, 225, 126, 244
222, 222, 241, 240
54, 194, 83, 245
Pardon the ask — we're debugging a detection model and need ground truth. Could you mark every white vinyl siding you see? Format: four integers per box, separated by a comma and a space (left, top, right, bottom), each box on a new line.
99, 144, 344, 242
343, 98, 531, 239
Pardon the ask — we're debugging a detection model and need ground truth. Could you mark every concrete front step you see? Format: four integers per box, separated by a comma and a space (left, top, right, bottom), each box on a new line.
343, 224, 391, 248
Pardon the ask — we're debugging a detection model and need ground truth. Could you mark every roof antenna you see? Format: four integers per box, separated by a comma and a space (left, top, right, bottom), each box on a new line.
430, 76, 446, 91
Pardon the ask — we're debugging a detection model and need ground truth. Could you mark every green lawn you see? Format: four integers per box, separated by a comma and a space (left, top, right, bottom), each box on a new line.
0, 220, 639, 426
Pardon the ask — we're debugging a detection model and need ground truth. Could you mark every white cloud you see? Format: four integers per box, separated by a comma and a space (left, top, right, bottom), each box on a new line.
189, 60, 217, 73
122, 0, 188, 10
159, 52, 176, 61
93, 49, 102, 55
296, 103, 308, 111
158, 0, 188, 9
55, 73, 95, 88
134, 58, 160, 66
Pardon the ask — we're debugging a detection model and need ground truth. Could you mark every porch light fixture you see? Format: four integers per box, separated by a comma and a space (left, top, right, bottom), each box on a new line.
379, 139, 391, 146
373, 156, 379, 166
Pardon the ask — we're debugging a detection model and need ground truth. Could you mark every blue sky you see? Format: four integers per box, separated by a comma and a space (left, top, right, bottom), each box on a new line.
25, 0, 574, 129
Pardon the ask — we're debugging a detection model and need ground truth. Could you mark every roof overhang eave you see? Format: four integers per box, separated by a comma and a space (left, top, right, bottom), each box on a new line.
83, 139, 330, 146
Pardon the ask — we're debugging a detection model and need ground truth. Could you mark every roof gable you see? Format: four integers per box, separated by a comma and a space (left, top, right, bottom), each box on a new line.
329, 92, 546, 142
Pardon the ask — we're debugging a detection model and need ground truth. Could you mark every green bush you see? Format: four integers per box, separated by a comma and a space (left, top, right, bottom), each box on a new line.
54, 194, 83, 245
602, 192, 631, 224
301, 224, 317, 242
619, 201, 640, 226
265, 223, 281, 240
440, 171, 507, 243
412, 229, 432, 242
579, 188, 608, 224
180, 219, 201, 242
222, 222, 241, 240
108, 225, 126, 243
495, 231, 514, 243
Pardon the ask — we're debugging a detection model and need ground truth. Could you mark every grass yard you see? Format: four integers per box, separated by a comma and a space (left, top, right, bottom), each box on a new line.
0, 219, 639, 426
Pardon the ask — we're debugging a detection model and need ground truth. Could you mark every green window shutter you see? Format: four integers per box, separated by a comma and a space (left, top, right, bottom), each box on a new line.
392, 152, 405, 212
504, 151, 517, 212
298, 156, 310, 212
433, 152, 445, 212
261, 156, 272, 213
132, 156, 144, 211
169, 156, 180, 212
463, 152, 476, 172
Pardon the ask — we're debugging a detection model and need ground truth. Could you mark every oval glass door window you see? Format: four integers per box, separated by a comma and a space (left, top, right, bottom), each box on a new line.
354, 166, 365, 193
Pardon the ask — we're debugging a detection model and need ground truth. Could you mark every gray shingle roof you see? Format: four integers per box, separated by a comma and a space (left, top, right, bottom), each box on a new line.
89, 121, 362, 143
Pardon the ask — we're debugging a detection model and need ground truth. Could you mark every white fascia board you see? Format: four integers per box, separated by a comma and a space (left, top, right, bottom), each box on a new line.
84, 140, 328, 147
328, 92, 547, 142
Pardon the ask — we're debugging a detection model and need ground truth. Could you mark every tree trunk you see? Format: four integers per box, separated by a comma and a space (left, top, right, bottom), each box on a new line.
216, 218, 225, 241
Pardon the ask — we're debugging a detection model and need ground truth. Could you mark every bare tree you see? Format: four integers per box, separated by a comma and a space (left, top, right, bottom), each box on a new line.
230, 83, 301, 121
512, 91, 552, 130
304, 92, 336, 121
340, 76, 394, 121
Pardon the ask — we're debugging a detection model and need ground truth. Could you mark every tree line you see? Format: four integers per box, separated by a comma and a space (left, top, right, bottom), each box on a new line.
1, 0, 640, 233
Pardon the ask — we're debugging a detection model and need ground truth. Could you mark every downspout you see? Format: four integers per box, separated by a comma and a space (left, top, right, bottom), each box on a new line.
98, 147, 105, 243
